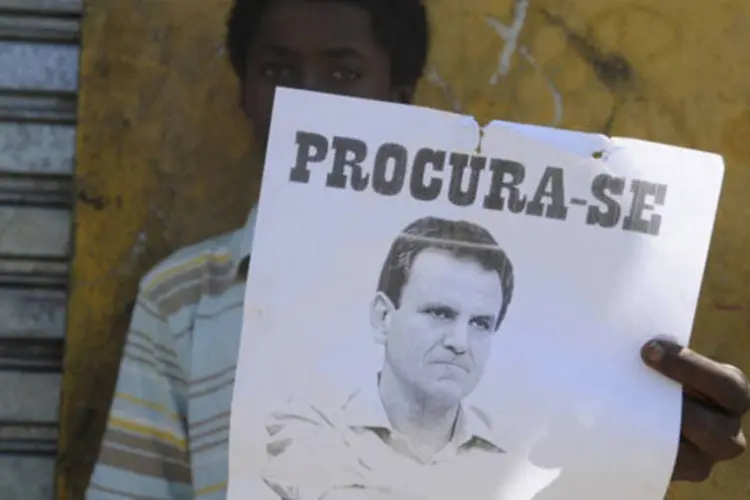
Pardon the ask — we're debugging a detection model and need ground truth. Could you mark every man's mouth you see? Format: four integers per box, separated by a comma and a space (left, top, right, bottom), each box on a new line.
432, 360, 470, 372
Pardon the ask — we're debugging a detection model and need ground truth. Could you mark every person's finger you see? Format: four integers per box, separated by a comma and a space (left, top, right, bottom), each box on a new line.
641, 340, 750, 416
672, 438, 714, 482
681, 397, 747, 461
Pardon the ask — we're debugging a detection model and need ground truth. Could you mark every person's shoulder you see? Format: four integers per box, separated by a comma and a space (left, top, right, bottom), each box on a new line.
267, 380, 356, 427
137, 228, 243, 309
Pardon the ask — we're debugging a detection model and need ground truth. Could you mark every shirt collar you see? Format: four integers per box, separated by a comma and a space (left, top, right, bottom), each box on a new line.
229, 205, 258, 279
341, 377, 504, 452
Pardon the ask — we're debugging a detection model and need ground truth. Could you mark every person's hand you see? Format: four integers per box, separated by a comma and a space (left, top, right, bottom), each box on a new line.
641, 339, 750, 481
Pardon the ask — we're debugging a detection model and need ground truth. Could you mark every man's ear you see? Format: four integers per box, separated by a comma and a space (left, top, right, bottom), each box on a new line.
370, 291, 396, 344
391, 85, 415, 104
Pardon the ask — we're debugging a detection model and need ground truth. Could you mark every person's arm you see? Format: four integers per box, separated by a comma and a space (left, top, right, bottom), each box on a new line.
262, 399, 420, 500
85, 295, 193, 499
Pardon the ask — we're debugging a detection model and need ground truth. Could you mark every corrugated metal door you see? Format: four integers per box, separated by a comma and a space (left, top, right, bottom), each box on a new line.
0, 0, 80, 498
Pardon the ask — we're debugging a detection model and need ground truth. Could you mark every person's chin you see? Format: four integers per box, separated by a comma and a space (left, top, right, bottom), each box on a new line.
423, 378, 470, 404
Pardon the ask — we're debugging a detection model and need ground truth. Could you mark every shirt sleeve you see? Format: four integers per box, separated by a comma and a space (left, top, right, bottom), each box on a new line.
85, 295, 193, 499
261, 398, 370, 500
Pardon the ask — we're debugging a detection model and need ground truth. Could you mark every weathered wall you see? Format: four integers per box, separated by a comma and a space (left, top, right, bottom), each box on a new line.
58, 0, 750, 498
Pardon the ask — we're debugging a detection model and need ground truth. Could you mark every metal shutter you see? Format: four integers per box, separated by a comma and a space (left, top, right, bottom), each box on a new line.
0, 1, 81, 498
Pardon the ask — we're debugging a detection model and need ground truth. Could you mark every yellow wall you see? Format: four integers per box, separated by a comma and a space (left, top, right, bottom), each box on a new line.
58, 0, 750, 498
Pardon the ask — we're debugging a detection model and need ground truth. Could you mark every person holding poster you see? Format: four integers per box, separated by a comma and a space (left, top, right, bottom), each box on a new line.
84, 0, 749, 499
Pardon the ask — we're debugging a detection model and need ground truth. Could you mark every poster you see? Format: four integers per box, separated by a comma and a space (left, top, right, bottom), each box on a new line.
227, 88, 724, 500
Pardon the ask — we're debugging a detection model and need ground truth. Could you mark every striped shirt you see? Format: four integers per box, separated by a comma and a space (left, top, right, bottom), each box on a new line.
263, 381, 507, 499
86, 208, 258, 500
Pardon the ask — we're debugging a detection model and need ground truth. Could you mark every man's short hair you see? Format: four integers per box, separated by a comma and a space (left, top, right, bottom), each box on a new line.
226, 0, 430, 88
376, 217, 515, 328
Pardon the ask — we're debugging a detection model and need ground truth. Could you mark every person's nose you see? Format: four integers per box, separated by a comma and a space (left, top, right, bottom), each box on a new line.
442, 322, 469, 355
295, 70, 325, 93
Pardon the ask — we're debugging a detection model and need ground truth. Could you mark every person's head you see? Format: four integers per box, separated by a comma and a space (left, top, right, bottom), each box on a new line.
371, 217, 514, 407
226, 0, 430, 149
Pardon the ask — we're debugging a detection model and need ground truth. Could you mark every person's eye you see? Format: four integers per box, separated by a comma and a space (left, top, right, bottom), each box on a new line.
425, 307, 455, 320
470, 317, 493, 332
331, 68, 360, 82
260, 62, 292, 79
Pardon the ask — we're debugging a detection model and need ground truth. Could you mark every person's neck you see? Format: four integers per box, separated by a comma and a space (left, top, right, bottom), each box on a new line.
378, 366, 459, 460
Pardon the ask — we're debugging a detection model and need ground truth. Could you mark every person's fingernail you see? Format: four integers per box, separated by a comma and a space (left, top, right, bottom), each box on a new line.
643, 340, 665, 364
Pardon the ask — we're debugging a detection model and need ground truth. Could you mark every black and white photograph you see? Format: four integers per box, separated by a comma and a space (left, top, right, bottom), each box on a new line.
227, 88, 724, 500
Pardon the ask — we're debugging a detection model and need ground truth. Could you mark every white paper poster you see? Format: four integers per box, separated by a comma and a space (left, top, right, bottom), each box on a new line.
227, 88, 724, 500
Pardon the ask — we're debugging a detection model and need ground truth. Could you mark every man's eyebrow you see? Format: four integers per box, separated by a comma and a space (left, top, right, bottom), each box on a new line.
420, 302, 457, 311
321, 47, 364, 59
471, 312, 498, 325
256, 45, 362, 60
472, 314, 495, 320
259, 44, 297, 56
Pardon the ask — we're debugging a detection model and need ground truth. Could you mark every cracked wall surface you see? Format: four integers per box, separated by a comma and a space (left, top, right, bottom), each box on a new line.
59, 0, 750, 498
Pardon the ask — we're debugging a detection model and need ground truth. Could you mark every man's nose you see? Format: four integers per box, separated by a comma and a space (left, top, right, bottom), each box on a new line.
442, 323, 469, 354
294, 71, 325, 93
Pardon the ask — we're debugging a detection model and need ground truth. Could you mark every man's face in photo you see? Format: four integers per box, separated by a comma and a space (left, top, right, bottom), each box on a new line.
376, 248, 504, 406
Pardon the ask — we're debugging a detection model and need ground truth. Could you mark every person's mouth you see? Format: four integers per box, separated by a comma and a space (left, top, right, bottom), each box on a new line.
432, 360, 470, 372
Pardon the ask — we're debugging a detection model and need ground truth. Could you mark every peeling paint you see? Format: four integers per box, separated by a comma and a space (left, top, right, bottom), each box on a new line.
127, 230, 148, 262
517, 45, 565, 126
427, 0, 565, 125
486, 0, 530, 85
425, 64, 463, 113
485, 1, 565, 126
75, 229, 148, 287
